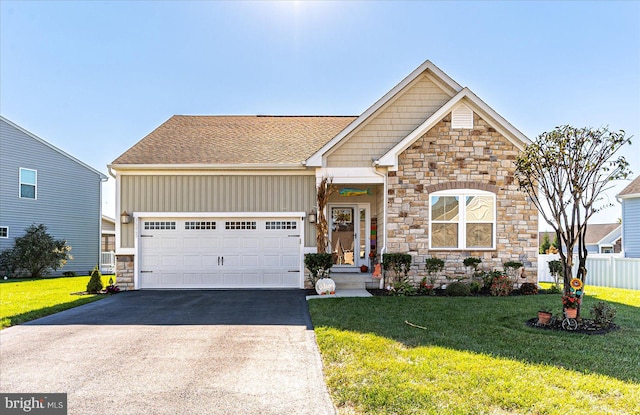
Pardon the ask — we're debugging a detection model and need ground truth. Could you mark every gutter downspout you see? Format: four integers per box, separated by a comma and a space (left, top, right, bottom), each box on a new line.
373, 162, 388, 289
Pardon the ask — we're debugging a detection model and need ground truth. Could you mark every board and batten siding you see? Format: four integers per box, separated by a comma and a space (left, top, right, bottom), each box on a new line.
119, 174, 317, 248
0, 118, 105, 275
326, 74, 452, 167
622, 197, 640, 258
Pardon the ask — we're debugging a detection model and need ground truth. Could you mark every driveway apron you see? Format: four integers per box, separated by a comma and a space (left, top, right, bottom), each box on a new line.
0, 290, 336, 415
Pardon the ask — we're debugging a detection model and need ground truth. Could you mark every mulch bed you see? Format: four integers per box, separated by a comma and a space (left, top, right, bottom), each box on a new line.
526, 317, 619, 335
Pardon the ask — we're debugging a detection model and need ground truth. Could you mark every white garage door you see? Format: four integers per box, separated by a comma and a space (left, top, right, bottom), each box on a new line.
138, 217, 302, 289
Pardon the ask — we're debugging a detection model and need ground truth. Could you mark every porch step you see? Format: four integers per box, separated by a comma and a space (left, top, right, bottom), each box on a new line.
331, 273, 377, 290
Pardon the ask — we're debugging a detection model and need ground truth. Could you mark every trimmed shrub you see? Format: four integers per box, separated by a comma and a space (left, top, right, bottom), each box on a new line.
446, 282, 471, 297
469, 281, 481, 294
489, 272, 513, 296
63, 271, 77, 277
591, 301, 617, 327
519, 282, 538, 295
86, 266, 103, 294
304, 253, 333, 286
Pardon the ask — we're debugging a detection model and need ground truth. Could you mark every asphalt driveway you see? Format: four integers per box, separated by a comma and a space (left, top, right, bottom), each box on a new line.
0, 290, 336, 415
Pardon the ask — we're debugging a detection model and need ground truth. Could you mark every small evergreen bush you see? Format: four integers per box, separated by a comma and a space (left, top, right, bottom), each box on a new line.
63, 271, 77, 277
86, 266, 103, 293
446, 282, 471, 296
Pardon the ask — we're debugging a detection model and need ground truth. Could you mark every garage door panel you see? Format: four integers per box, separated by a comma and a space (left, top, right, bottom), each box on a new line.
243, 238, 258, 249
242, 255, 259, 267
223, 237, 242, 249
282, 237, 300, 249
263, 255, 280, 267
161, 256, 180, 267
263, 236, 282, 249
183, 255, 202, 267
282, 254, 299, 267
161, 238, 179, 249
263, 273, 282, 285
183, 237, 203, 249
139, 217, 301, 289
202, 255, 219, 266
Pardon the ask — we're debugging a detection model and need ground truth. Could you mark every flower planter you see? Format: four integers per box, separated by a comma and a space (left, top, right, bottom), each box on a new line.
537, 311, 552, 325
564, 308, 578, 319
360, 265, 369, 273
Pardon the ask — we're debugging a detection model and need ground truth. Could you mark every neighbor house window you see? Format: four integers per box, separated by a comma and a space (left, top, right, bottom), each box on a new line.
430, 189, 495, 249
19, 168, 37, 199
0, 227, 8, 238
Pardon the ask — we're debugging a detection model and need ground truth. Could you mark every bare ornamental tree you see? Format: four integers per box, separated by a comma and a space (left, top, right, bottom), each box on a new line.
515, 125, 631, 317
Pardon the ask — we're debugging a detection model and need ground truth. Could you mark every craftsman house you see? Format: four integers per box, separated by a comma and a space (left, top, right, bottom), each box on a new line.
109, 60, 538, 290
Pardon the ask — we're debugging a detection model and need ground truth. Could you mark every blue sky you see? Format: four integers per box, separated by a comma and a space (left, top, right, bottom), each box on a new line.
1, 1, 638, 227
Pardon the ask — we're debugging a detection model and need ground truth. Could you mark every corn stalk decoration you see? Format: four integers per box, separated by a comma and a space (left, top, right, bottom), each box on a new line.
316, 177, 336, 253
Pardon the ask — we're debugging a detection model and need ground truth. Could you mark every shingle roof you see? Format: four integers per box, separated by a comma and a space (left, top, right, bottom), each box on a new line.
111, 115, 357, 166
583, 223, 620, 244
538, 223, 621, 246
619, 176, 640, 197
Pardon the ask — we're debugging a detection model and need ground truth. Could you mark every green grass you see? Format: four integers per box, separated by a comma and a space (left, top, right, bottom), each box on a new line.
0, 275, 114, 329
309, 286, 640, 414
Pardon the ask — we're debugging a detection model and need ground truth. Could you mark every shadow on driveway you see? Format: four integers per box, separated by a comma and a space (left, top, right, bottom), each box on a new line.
25, 290, 314, 328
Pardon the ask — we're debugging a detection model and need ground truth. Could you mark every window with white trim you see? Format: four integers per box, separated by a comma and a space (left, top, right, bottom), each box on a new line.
430, 189, 495, 249
0, 227, 8, 238
19, 168, 37, 199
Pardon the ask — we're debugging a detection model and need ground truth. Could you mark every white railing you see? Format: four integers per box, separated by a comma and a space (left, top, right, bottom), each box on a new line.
101, 251, 116, 274
538, 253, 640, 290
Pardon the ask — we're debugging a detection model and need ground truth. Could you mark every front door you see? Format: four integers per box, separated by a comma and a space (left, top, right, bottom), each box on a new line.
329, 205, 369, 268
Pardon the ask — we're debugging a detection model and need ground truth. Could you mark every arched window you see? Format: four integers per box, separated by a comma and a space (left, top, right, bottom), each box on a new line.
429, 189, 496, 250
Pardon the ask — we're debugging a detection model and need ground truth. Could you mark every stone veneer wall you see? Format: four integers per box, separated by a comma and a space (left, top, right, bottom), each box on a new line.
115, 255, 134, 290
386, 113, 538, 285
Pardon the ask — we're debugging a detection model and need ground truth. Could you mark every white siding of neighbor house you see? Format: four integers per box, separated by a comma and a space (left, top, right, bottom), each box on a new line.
622, 197, 640, 258
0, 118, 105, 276
119, 174, 317, 248
102, 218, 116, 233
326, 74, 452, 167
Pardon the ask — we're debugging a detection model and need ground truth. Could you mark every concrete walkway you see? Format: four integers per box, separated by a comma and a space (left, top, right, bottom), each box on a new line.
306, 288, 372, 300
0, 290, 336, 415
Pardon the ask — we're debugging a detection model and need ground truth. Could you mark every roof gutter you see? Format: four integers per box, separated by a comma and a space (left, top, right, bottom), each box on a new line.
109, 163, 308, 171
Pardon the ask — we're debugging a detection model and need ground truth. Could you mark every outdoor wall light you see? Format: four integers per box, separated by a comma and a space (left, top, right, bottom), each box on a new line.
120, 211, 132, 224
308, 210, 317, 224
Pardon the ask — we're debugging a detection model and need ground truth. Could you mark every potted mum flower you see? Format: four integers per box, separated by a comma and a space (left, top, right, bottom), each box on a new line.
562, 294, 580, 318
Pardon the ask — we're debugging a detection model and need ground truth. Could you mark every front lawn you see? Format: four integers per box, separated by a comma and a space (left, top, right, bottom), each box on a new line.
0, 275, 114, 329
308, 286, 640, 414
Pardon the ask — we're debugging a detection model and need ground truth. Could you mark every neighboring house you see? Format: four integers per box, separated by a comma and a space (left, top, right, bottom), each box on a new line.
539, 223, 622, 255
0, 116, 107, 275
109, 60, 538, 290
618, 176, 640, 258
102, 215, 116, 252
101, 215, 116, 273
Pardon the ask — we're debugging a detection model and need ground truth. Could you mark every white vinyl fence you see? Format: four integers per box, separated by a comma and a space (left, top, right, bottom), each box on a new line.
538, 253, 640, 290
100, 251, 116, 274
